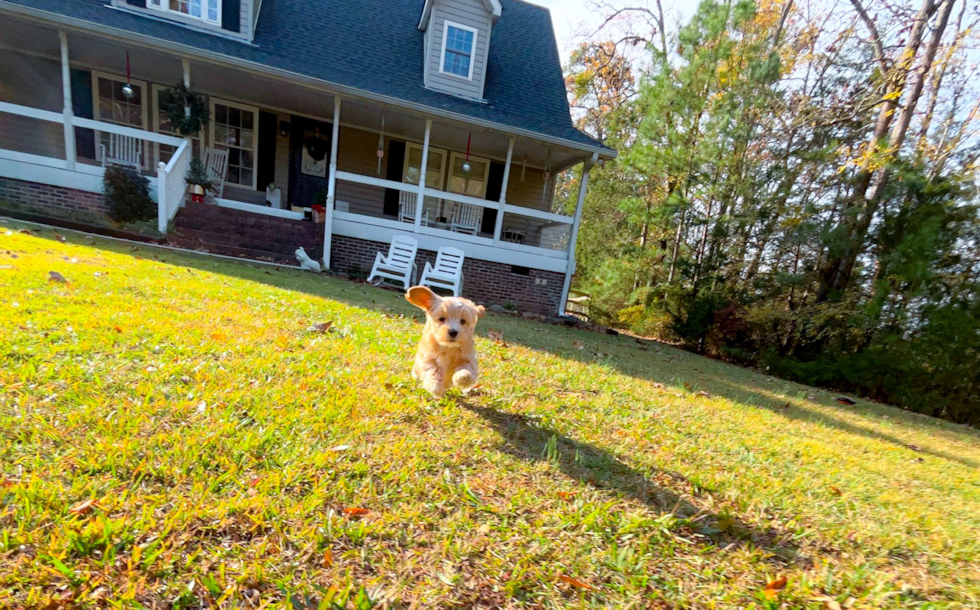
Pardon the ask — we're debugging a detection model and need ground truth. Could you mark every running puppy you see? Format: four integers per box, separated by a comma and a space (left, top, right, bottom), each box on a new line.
406, 285, 486, 397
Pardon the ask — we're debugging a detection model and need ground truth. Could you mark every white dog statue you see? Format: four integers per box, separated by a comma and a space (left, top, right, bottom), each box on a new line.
295, 247, 322, 273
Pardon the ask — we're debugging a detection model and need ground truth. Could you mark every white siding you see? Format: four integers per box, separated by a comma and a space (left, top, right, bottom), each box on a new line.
425, 0, 491, 100
336, 129, 389, 218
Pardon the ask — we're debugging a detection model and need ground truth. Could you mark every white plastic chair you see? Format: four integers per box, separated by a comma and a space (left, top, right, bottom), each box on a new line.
398, 191, 429, 226
367, 235, 419, 289
419, 247, 465, 296
203, 147, 229, 199
450, 203, 483, 235
101, 133, 142, 170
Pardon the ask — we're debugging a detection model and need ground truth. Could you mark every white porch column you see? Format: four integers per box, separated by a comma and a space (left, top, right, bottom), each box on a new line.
58, 30, 75, 171
322, 97, 342, 268
558, 153, 598, 316
414, 119, 432, 232
182, 59, 191, 88
492, 136, 516, 246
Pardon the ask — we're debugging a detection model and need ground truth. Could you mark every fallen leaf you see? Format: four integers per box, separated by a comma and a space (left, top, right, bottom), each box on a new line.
69, 498, 97, 515
683, 382, 693, 390
308, 321, 333, 333
558, 574, 594, 590
113, 326, 123, 333
697, 390, 712, 398
830, 486, 843, 496
322, 548, 334, 568
1, 477, 22, 488
812, 595, 842, 610
487, 330, 504, 342
557, 491, 577, 500
55, 235, 66, 243
572, 341, 584, 350
906, 444, 922, 452
328, 445, 351, 452
836, 397, 856, 406
48, 271, 69, 284
651, 383, 665, 389
478, 524, 491, 534
129, 246, 139, 252
210, 333, 227, 341
19, 229, 35, 235
764, 576, 788, 600
342, 507, 371, 518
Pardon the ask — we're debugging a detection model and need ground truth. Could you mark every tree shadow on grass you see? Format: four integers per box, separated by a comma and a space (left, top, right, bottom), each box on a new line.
459, 400, 810, 567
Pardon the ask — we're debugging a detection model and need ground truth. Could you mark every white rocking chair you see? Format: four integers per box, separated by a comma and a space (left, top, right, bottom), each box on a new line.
450, 203, 483, 235
398, 191, 430, 226
203, 147, 229, 199
101, 133, 142, 170
367, 235, 419, 290
419, 246, 466, 296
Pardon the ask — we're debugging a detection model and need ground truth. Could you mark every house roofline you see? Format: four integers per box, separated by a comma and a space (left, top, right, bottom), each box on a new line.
0, 1, 615, 160
419, 0, 502, 30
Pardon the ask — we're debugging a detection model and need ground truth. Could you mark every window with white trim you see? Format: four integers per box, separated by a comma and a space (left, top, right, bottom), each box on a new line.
147, 0, 221, 25
448, 152, 489, 198
92, 71, 148, 166
441, 22, 477, 80
210, 100, 258, 189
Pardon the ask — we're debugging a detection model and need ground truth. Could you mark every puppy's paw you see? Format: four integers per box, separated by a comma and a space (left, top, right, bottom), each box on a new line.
422, 376, 446, 398
452, 369, 477, 390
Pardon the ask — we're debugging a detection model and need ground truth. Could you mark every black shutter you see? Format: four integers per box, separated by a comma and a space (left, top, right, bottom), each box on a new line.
70, 69, 96, 160
481, 161, 505, 234
256, 111, 278, 193
384, 140, 406, 216
222, 0, 241, 32
126, 0, 147, 7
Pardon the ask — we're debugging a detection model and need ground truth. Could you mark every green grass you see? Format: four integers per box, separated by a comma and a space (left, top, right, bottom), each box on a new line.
1, 218, 979, 609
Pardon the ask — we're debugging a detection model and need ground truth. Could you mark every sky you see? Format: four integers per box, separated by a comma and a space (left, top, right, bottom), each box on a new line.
528, 0, 700, 58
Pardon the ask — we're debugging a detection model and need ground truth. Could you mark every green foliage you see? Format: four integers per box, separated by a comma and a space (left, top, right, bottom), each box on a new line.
185, 157, 214, 189
103, 165, 153, 223
159, 83, 209, 136
569, 0, 980, 425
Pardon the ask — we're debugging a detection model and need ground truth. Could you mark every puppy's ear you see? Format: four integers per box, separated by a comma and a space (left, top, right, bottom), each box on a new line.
475, 305, 486, 318
406, 285, 440, 311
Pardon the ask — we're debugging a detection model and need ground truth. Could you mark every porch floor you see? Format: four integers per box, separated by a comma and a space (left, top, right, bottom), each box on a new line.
168, 200, 323, 264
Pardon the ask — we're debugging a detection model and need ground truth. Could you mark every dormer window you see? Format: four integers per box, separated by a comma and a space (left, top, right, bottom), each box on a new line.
147, 0, 220, 25
441, 22, 477, 80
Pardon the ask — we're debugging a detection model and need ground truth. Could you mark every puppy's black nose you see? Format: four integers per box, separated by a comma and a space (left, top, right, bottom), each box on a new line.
449, 329, 459, 339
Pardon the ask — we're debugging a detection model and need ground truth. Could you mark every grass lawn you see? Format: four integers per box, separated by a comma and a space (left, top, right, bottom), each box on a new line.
2, 218, 979, 610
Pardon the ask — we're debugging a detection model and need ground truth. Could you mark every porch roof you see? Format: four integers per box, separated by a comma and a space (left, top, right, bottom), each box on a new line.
0, 0, 615, 158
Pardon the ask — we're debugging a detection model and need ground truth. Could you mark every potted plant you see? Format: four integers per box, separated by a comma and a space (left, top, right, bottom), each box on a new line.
185, 157, 213, 203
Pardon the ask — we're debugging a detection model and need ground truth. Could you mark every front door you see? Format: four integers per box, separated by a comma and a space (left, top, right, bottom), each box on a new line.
288, 115, 332, 208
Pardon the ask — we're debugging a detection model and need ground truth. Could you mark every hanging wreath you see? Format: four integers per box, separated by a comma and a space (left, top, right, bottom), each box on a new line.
160, 83, 209, 137
304, 134, 329, 162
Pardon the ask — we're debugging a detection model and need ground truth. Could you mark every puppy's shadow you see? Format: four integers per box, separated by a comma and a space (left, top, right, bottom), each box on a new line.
461, 401, 806, 565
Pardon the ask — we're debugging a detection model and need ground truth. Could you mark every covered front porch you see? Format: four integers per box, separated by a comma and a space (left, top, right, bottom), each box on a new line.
0, 14, 598, 311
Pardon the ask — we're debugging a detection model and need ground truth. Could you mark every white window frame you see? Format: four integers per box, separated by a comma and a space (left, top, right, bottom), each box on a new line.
151, 83, 203, 168
147, 0, 222, 26
447, 151, 490, 199
439, 21, 478, 81
403, 142, 448, 190
91, 71, 149, 167
209, 98, 259, 190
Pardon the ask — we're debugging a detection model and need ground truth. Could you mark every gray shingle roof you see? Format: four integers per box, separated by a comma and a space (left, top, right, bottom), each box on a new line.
1, 0, 613, 154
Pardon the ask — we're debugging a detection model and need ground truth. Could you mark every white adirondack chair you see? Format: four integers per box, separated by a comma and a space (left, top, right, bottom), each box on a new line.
398, 191, 430, 226
101, 133, 142, 170
203, 147, 229, 199
419, 247, 466, 296
367, 235, 419, 289
450, 203, 483, 235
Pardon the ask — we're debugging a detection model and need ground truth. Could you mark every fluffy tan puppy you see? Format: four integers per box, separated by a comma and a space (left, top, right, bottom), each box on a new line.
406, 285, 486, 397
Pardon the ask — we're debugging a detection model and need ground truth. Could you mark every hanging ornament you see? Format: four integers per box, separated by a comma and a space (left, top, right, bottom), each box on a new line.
542, 149, 552, 201
305, 126, 329, 162
377, 114, 386, 175
462, 133, 472, 174
121, 51, 135, 100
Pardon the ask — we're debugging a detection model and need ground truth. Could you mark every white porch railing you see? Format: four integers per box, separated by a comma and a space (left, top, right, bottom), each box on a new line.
156, 138, 192, 233
0, 100, 186, 230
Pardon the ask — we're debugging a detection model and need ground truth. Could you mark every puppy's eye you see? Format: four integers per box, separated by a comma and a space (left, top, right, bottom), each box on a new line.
439, 317, 446, 322
460, 319, 467, 325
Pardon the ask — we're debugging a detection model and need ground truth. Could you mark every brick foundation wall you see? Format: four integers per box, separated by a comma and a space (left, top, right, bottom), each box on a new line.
331, 234, 565, 315
0, 178, 107, 217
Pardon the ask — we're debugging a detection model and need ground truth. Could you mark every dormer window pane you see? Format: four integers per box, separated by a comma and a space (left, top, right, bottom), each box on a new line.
442, 23, 476, 79
152, 0, 220, 25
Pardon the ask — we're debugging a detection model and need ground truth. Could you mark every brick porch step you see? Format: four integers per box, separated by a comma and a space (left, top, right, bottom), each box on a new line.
170, 200, 323, 264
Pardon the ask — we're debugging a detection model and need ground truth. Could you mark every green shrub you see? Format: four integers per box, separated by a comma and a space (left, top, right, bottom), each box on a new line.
103, 166, 154, 223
